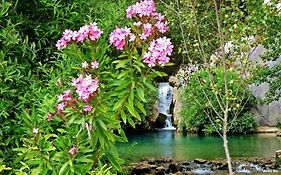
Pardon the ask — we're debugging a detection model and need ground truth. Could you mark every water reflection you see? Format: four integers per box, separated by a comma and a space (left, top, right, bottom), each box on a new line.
117, 132, 281, 162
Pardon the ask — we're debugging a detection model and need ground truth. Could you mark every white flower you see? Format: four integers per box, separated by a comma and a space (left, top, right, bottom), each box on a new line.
277, 3, 281, 11
82, 61, 89, 68
33, 128, 39, 134
263, 0, 271, 5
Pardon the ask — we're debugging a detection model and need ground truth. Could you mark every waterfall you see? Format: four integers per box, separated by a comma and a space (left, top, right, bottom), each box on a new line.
158, 82, 176, 130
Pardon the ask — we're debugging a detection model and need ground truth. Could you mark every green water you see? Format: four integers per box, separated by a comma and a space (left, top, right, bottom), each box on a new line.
117, 131, 281, 162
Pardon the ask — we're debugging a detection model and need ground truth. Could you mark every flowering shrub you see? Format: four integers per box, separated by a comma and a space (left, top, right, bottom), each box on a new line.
110, 0, 172, 67
14, 0, 172, 174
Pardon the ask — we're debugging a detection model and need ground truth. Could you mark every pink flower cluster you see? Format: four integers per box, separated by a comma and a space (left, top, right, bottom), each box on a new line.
126, 0, 156, 18
110, 0, 169, 51
56, 23, 103, 49
71, 74, 99, 103
143, 37, 173, 67
109, 27, 132, 50
56, 90, 75, 113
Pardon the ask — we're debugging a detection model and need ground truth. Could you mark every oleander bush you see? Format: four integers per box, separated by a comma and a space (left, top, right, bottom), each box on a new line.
5, 0, 173, 174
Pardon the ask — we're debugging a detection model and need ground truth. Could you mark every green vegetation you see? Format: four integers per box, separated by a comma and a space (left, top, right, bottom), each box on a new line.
181, 67, 256, 135
1, 0, 281, 174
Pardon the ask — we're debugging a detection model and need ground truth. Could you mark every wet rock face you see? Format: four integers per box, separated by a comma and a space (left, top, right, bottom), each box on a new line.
128, 157, 279, 175
154, 113, 167, 128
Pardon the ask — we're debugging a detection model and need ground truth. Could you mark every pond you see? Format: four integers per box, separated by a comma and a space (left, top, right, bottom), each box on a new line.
117, 131, 281, 162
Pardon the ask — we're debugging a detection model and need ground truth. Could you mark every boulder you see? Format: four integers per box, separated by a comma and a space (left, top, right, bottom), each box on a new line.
154, 113, 167, 128
275, 150, 281, 168
155, 166, 165, 175
169, 162, 181, 173
132, 163, 151, 174
194, 158, 207, 164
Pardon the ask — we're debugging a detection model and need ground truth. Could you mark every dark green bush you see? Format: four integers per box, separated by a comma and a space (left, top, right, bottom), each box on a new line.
180, 67, 256, 135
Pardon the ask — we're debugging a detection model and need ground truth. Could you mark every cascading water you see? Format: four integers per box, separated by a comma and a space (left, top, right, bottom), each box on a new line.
158, 82, 176, 130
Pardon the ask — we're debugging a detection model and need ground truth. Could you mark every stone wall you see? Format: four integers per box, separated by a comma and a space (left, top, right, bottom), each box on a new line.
248, 46, 281, 126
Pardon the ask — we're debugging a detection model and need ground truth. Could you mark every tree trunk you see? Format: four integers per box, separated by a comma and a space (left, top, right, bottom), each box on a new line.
223, 110, 233, 175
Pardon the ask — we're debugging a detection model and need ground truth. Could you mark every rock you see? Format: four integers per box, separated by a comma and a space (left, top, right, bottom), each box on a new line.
132, 163, 151, 174
154, 113, 167, 128
169, 162, 181, 173
148, 101, 159, 129
181, 161, 190, 165
155, 157, 172, 163
155, 166, 165, 175
172, 86, 183, 128
217, 162, 228, 170
277, 132, 281, 137
194, 158, 207, 164
169, 75, 181, 87
148, 158, 155, 164
150, 164, 157, 169
275, 150, 281, 168
255, 126, 280, 133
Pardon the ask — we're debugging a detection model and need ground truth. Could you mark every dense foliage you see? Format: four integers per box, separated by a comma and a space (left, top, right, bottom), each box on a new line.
181, 67, 256, 135
1, 0, 173, 174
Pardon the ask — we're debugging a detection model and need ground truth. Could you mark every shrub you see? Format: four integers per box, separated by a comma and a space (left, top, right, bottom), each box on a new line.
180, 67, 256, 135
12, 0, 173, 174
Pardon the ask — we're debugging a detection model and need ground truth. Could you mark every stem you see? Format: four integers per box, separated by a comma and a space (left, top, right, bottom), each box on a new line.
213, 0, 233, 174
223, 110, 233, 175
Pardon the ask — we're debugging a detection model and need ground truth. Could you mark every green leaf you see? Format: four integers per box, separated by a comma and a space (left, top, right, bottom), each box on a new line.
117, 70, 130, 79
136, 87, 146, 102
69, 159, 74, 173
153, 70, 168, 77
143, 79, 157, 92
164, 62, 175, 66
113, 96, 127, 111
113, 59, 129, 69
135, 100, 146, 115
120, 110, 127, 124
127, 118, 135, 128
0, 165, 11, 172
76, 157, 93, 163
59, 162, 68, 175
125, 103, 141, 121
97, 119, 107, 131
44, 134, 58, 141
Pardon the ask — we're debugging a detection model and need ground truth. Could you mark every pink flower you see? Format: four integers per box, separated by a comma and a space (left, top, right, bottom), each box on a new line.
72, 75, 99, 102
142, 23, 153, 39
143, 37, 173, 67
56, 23, 102, 49
154, 12, 165, 21
56, 29, 76, 49
57, 94, 64, 102
109, 27, 131, 50
88, 23, 103, 41
82, 61, 89, 68
76, 25, 90, 42
56, 103, 66, 112
57, 90, 72, 102
133, 21, 142, 27
47, 113, 53, 121
126, 0, 156, 18
155, 21, 168, 33
91, 61, 99, 69
84, 105, 93, 112
129, 34, 136, 42
69, 146, 77, 156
